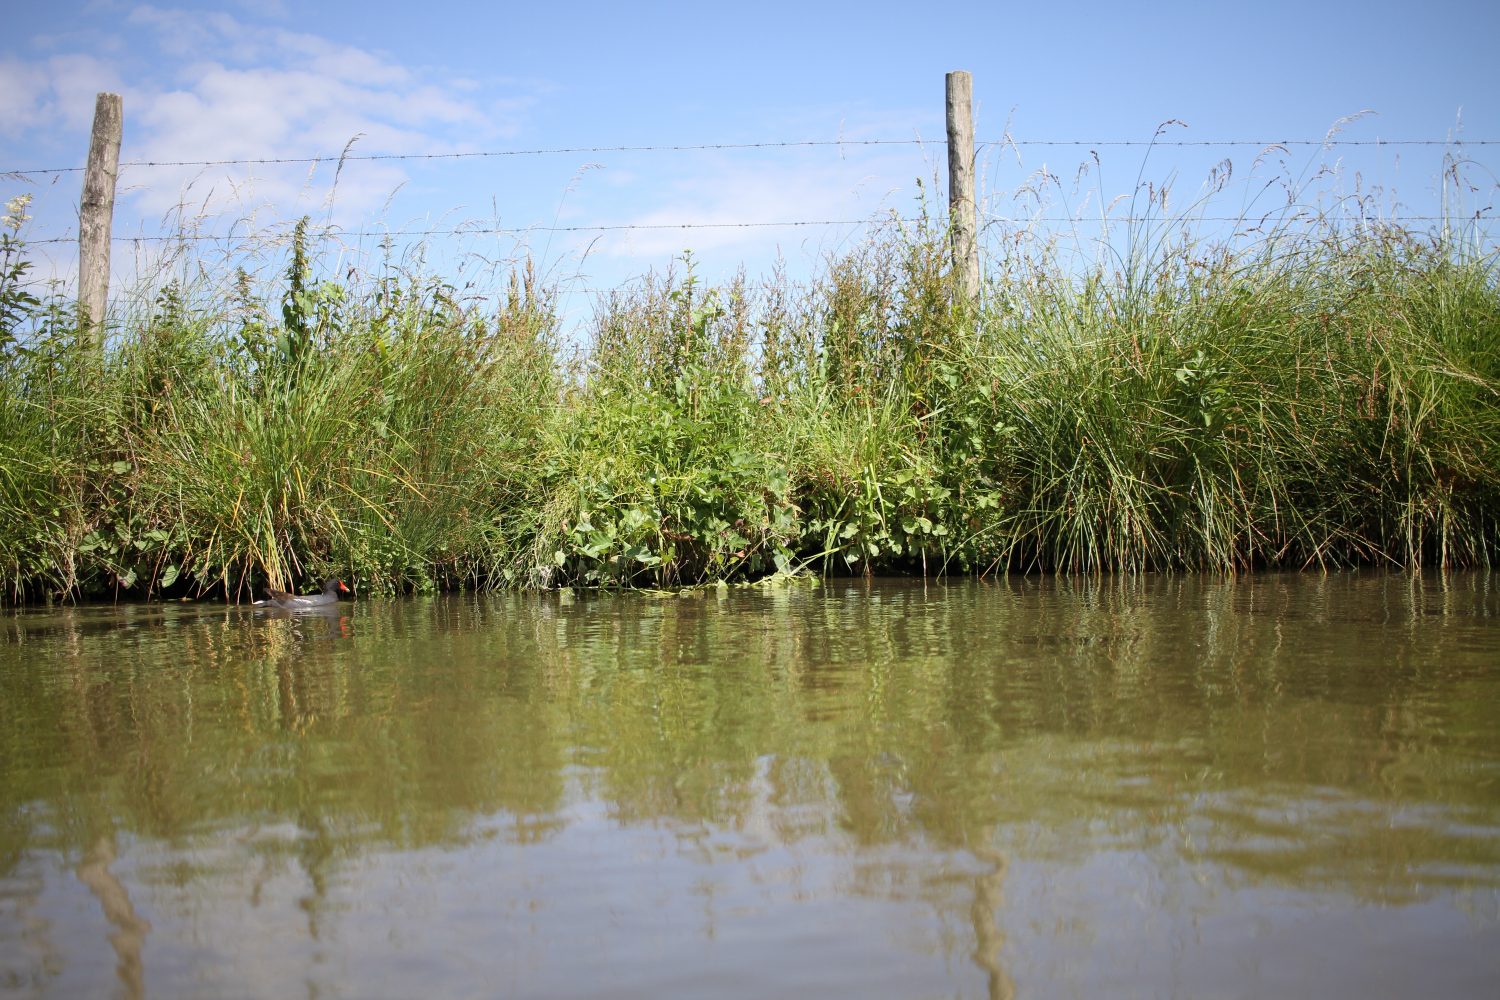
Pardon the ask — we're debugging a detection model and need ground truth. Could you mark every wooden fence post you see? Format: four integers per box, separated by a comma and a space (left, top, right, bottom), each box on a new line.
945, 71, 979, 312
79, 92, 123, 350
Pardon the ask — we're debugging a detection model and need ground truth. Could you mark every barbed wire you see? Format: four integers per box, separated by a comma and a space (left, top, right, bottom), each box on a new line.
20, 214, 1484, 246
24, 218, 919, 244
4, 136, 1493, 177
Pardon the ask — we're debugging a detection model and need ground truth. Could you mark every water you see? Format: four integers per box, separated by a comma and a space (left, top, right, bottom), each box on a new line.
2, 573, 1498, 998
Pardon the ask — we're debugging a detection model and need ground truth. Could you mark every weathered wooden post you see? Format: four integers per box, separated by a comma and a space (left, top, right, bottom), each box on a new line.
79, 92, 123, 350
945, 71, 979, 312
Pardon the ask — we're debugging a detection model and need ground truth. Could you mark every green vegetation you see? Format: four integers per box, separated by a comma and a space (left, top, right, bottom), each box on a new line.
1, 193, 1497, 601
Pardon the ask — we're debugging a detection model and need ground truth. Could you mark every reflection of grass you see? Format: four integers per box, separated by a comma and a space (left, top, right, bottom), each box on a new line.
3, 576, 1495, 903
0, 193, 1496, 601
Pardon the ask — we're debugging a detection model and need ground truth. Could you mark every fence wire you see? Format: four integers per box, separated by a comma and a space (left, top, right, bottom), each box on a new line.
20, 214, 1485, 247
7, 130, 1493, 247
4, 136, 1493, 178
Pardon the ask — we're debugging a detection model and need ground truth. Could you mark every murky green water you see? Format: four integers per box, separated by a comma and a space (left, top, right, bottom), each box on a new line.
2, 573, 1498, 998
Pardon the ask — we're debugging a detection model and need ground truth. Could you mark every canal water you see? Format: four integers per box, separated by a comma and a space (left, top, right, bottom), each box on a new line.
2, 573, 1497, 998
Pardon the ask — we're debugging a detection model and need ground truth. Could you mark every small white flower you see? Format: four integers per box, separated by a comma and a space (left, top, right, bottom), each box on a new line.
3, 193, 32, 232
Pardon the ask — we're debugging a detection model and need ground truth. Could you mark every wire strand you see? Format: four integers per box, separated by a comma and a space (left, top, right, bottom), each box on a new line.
21, 214, 1482, 246
5, 136, 1493, 176
24, 218, 926, 245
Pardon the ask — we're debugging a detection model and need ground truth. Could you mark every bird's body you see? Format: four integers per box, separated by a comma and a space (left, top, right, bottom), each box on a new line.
254, 577, 349, 610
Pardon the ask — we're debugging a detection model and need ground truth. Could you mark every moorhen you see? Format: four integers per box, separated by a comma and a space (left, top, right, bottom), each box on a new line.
254, 577, 350, 611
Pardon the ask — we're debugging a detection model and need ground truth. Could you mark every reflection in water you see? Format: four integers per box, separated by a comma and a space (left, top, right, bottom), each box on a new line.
969, 842, 1013, 1000
1, 572, 1498, 997
251, 603, 354, 643
74, 836, 150, 1000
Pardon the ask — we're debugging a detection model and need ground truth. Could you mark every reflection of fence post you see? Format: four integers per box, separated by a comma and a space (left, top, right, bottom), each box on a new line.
945, 71, 979, 313
79, 92, 123, 351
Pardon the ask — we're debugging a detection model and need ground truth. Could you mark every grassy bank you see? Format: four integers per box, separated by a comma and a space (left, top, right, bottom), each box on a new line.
1, 204, 1497, 602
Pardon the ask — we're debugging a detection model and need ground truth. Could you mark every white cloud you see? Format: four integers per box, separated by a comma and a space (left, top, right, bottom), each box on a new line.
275, 32, 410, 88
99, 10, 533, 229
2, 5, 546, 290
0, 59, 49, 135
227, 0, 288, 17
0, 54, 124, 138
126, 6, 254, 61
591, 154, 910, 267
117, 54, 489, 229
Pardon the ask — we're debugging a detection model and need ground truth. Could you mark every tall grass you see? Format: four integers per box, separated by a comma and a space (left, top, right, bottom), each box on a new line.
963, 227, 1500, 571
1, 193, 1496, 602
1, 218, 559, 600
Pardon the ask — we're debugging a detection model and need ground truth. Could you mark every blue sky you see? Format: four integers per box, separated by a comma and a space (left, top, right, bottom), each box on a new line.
3, 0, 1497, 327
